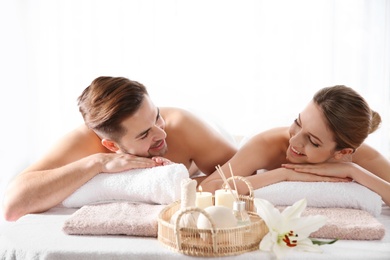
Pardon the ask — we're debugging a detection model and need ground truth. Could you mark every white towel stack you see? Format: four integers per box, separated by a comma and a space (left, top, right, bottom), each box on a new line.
62, 163, 189, 208
254, 181, 382, 216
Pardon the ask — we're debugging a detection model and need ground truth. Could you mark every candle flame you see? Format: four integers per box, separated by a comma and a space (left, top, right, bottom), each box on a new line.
198, 185, 203, 193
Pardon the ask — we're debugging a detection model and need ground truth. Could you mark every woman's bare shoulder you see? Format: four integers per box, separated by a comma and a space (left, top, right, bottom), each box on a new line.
243, 127, 289, 156
353, 143, 385, 162
250, 127, 290, 144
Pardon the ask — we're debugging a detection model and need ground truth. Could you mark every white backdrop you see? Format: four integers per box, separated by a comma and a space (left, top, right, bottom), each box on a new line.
1, 0, 389, 188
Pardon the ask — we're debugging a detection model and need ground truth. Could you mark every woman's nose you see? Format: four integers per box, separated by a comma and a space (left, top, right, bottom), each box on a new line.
290, 131, 305, 147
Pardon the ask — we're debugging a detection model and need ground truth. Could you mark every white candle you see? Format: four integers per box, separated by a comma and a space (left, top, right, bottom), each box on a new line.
195, 186, 213, 209
215, 189, 237, 209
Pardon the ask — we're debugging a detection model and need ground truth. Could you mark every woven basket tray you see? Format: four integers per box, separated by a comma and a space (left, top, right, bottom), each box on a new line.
157, 176, 268, 257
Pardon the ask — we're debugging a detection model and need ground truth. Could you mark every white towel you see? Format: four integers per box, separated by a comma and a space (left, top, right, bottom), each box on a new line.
254, 181, 382, 216
62, 163, 189, 208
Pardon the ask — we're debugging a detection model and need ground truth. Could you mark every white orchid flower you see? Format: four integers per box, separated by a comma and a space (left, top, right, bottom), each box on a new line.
254, 198, 327, 259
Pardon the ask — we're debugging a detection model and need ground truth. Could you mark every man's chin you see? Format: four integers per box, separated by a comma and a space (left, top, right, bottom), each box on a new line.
149, 146, 168, 157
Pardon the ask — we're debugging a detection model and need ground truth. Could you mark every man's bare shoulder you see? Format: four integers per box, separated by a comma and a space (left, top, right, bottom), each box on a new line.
160, 107, 205, 136
160, 107, 217, 137
56, 124, 109, 154
160, 107, 236, 174
23, 125, 109, 172
160, 107, 192, 125
67, 124, 100, 141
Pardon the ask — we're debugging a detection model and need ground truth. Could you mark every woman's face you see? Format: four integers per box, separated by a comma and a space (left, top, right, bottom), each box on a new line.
287, 101, 338, 164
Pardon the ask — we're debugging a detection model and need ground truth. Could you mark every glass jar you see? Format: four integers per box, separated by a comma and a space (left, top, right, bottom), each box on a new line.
233, 200, 251, 226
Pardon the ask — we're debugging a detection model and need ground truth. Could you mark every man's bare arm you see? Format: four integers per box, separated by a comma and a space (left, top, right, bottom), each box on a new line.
2, 125, 156, 221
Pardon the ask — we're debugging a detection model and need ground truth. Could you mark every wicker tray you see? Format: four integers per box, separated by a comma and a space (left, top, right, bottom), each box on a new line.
157, 176, 268, 257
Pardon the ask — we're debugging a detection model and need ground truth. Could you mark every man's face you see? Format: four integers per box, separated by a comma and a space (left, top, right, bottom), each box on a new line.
116, 95, 168, 157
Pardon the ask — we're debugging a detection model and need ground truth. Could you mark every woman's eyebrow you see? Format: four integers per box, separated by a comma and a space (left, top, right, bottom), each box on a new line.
299, 114, 323, 144
309, 132, 323, 144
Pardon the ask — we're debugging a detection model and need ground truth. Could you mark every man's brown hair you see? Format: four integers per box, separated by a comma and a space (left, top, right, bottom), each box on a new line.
78, 76, 149, 141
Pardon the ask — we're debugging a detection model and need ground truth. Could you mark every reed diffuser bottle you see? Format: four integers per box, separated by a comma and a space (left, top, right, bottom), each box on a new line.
233, 200, 250, 226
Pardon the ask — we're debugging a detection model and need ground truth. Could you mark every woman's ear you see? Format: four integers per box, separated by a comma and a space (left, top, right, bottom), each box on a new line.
334, 148, 354, 161
101, 139, 120, 152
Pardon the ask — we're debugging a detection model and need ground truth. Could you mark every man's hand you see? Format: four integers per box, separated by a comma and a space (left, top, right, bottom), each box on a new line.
98, 153, 158, 173
152, 156, 173, 166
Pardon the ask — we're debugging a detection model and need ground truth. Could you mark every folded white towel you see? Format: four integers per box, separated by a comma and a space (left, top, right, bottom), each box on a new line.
254, 181, 382, 216
62, 163, 189, 208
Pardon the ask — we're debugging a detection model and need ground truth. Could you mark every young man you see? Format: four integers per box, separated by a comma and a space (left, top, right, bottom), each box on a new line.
3, 76, 236, 221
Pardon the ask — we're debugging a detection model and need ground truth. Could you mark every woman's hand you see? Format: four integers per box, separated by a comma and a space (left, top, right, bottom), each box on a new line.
282, 162, 354, 181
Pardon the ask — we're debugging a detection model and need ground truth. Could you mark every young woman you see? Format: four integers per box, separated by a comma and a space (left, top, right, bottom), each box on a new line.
201, 85, 390, 206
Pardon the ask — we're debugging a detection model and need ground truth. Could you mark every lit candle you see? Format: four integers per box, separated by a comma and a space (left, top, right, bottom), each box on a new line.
195, 186, 213, 209
214, 189, 237, 209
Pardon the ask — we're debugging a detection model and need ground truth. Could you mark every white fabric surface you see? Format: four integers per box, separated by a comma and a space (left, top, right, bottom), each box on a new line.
254, 181, 382, 216
62, 163, 189, 208
0, 205, 389, 260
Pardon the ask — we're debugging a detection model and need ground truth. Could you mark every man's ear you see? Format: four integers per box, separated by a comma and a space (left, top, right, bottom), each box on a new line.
334, 148, 354, 160
101, 139, 120, 152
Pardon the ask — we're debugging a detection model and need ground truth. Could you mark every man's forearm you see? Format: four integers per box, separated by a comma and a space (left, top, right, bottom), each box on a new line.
2, 155, 101, 221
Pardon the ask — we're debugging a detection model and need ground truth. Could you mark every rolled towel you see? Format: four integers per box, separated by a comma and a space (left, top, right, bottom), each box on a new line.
62, 163, 189, 208
254, 181, 382, 216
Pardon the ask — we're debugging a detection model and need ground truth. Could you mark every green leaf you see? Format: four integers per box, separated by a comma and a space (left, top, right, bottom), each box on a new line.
311, 238, 338, 246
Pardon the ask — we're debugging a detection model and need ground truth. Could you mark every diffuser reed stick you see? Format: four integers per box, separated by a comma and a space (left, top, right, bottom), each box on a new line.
215, 165, 239, 202
228, 163, 239, 194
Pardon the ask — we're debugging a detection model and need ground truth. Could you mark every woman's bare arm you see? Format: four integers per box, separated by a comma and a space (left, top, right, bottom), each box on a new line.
283, 143, 390, 206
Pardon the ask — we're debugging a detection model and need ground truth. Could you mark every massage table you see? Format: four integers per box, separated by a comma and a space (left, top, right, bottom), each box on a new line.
0, 204, 389, 259
1, 164, 389, 259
